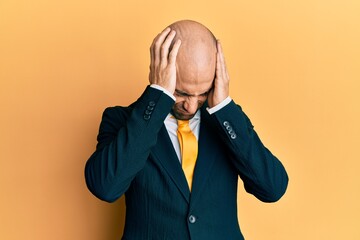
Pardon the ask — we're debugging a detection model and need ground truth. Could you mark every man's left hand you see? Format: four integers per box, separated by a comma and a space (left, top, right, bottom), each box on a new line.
207, 41, 230, 108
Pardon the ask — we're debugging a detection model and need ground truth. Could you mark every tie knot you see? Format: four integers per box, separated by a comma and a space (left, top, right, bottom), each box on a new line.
177, 120, 191, 132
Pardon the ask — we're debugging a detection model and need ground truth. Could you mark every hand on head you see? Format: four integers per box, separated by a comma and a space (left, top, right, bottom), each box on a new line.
149, 27, 181, 94
207, 40, 230, 108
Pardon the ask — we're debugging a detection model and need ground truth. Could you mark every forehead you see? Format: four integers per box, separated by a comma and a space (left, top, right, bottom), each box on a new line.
175, 72, 214, 95
175, 57, 215, 94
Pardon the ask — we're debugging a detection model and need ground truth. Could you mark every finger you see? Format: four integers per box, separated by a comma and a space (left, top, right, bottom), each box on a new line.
151, 27, 171, 50
160, 30, 176, 65
217, 41, 225, 68
215, 44, 222, 79
168, 39, 182, 65
150, 50, 154, 72
150, 43, 154, 69
150, 31, 165, 67
215, 53, 221, 83
217, 41, 229, 80
150, 28, 171, 67
216, 51, 226, 82
153, 28, 172, 65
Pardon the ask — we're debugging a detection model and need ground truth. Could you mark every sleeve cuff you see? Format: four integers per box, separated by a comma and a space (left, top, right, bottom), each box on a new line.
150, 84, 176, 101
206, 96, 232, 114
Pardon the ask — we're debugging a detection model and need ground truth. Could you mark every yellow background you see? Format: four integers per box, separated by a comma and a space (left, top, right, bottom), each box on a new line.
1, 0, 359, 239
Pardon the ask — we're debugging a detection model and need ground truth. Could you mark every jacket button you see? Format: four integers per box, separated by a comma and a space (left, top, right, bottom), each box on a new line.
143, 115, 151, 120
223, 121, 229, 127
149, 101, 156, 107
188, 215, 196, 224
230, 133, 237, 139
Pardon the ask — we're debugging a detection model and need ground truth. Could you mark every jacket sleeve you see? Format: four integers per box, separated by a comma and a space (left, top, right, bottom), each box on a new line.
211, 100, 289, 202
84, 86, 175, 202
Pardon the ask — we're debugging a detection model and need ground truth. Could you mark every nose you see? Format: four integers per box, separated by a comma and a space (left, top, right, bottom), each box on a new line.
183, 97, 199, 114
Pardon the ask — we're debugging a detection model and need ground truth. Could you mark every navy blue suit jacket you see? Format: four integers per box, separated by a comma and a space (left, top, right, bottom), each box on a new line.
85, 86, 288, 239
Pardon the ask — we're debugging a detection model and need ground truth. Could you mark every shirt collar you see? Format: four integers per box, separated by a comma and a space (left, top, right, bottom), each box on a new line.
166, 110, 201, 123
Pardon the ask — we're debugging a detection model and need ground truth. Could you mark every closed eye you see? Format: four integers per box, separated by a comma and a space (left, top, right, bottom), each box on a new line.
200, 92, 209, 97
175, 89, 209, 98
174, 90, 191, 97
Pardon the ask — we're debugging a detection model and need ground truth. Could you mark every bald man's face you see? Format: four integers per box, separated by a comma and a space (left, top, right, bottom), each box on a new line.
171, 78, 213, 120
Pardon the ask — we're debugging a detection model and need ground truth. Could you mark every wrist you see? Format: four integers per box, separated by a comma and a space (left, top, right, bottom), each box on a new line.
150, 84, 176, 101
207, 96, 232, 114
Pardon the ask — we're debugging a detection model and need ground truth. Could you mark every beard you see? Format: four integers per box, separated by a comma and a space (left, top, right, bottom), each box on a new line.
171, 101, 203, 120
171, 109, 196, 120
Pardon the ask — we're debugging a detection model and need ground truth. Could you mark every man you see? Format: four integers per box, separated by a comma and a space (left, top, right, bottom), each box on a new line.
85, 20, 288, 240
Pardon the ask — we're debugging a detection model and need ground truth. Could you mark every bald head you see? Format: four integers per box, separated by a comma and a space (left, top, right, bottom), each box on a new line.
168, 20, 217, 95
169, 20, 217, 61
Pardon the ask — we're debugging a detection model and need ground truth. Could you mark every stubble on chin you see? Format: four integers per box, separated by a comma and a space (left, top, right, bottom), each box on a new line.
171, 108, 194, 120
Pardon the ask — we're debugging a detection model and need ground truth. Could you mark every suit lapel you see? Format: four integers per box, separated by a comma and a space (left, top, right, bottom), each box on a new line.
150, 107, 218, 205
190, 108, 217, 206
150, 125, 190, 203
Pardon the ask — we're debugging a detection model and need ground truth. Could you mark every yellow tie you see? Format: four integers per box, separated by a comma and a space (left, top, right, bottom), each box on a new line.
177, 120, 198, 191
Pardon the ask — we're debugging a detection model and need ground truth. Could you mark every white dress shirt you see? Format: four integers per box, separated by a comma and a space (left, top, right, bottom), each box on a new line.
150, 84, 232, 163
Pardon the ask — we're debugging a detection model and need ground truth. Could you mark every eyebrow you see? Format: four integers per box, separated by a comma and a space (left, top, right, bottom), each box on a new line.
175, 88, 212, 97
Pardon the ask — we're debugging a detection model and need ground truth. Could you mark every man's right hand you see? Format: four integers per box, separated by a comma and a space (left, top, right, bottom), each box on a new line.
149, 27, 181, 94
